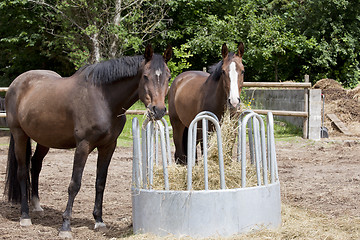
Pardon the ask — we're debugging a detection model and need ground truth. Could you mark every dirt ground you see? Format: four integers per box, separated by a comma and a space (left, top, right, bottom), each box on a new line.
0, 79, 359, 239
0, 134, 359, 239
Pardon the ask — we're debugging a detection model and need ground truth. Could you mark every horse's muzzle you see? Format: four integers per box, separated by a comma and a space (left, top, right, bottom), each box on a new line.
148, 105, 167, 120
228, 97, 241, 109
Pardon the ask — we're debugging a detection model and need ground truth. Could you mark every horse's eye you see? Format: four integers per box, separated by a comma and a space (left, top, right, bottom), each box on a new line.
241, 70, 245, 75
144, 75, 149, 81
222, 70, 226, 75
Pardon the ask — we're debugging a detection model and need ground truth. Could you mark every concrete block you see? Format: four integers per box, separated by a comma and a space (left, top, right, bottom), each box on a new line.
308, 89, 322, 140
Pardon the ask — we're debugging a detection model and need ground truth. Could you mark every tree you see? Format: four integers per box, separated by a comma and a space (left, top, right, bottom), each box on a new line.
29, 0, 171, 68
163, 0, 360, 86
0, 0, 74, 86
297, 0, 360, 87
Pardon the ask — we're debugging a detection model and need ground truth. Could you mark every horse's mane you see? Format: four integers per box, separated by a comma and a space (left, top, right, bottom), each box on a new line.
208, 52, 236, 81
76, 55, 145, 85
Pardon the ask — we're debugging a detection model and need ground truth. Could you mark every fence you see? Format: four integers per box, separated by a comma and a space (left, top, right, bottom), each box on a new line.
0, 78, 321, 139
127, 79, 320, 139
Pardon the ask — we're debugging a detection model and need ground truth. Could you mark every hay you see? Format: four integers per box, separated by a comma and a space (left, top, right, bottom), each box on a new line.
125, 204, 360, 239
151, 110, 264, 191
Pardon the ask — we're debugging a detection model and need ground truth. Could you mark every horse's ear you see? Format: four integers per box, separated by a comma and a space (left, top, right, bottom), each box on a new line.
163, 44, 172, 63
144, 44, 154, 62
221, 43, 229, 59
237, 42, 245, 58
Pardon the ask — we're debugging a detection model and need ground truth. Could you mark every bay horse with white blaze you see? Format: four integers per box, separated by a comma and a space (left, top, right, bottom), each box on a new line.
168, 43, 244, 164
4, 44, 172, 238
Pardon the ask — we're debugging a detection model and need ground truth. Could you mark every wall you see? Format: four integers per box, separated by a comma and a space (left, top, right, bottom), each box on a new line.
244, 89, 305, 127
244, 88, 322, 140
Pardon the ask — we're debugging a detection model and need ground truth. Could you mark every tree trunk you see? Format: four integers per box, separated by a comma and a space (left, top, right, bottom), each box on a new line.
92, 32, 101, 63
109, 0, 122, 58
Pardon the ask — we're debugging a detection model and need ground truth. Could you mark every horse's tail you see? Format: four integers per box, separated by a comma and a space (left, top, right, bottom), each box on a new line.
4, 134, 32, 203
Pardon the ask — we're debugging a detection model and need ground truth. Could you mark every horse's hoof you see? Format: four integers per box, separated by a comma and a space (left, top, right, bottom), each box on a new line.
59, 231, 73, 239
20, 218, 32, 227
32, 206, 44, 212
94, 221, 107, 231
32, 206, 44, 213
31, 197, 43, 212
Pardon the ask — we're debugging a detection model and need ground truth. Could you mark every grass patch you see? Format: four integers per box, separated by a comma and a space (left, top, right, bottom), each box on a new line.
273, 119, 302, 139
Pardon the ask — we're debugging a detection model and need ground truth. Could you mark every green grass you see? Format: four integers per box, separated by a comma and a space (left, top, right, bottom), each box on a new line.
273, 120, 302, 139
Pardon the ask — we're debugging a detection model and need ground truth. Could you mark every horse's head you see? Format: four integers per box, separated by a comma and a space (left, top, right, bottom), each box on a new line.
139, 44, 172, 120
220, 42, 245, 109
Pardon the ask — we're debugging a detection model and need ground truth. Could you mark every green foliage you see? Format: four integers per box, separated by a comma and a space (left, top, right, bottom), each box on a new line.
162, 0, 360, 87
1, 0, 360, 88
167, 44, 193, 81
0, 0, 74, 85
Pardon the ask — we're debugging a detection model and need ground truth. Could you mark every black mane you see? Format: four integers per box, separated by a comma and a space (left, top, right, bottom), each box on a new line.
208, 52, 236, 81
76, 55, 145, 85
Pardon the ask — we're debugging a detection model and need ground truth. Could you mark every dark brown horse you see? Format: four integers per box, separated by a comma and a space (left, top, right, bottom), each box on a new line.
4, 44, 172, 238
168, 43, 244, 164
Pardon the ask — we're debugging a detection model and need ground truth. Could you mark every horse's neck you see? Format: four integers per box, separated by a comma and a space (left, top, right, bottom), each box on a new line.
201, 76, 227, 118
102, 75, 141, 115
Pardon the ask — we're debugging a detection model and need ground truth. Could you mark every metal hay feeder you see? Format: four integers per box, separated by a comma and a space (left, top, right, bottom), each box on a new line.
131, 111, 281, 238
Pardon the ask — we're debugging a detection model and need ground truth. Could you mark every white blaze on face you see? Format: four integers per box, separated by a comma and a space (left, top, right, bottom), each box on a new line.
155, 69, 162, 83
228, 61, 240, 107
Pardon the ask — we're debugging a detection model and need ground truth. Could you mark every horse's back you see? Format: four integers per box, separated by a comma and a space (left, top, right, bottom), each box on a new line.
10, 70, 62, 85
6, 70, 64, 117
6, 70, 79, 148
169, 71, 209, 127
7, 70, 62, 96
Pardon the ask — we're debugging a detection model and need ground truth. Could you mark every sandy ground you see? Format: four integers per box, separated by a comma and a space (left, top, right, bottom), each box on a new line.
0, 134, 359, 239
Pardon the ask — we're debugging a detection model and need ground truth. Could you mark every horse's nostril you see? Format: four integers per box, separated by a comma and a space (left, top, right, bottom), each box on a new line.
150, 106, 166, 120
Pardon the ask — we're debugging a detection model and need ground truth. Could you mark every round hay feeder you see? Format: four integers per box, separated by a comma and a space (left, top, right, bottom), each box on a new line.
131, 111, 281, 238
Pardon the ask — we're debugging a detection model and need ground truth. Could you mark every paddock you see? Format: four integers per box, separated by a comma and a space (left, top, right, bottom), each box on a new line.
0, 80, 359, 239
0, 135, 359, 239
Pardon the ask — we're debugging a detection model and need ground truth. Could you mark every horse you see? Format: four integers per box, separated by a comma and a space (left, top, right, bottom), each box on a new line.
4, 44, 172, 238
168, 43, 244, 165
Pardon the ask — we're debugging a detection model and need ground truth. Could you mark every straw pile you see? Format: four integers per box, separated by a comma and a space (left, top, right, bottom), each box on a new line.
152, 110, 262, 191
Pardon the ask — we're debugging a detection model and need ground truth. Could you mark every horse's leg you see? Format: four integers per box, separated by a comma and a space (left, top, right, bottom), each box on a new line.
31, 144, 49, 212
93, 116, 125, 230
12, 130, 32, 226
171, 118, 187, 164
59, 140, 90, 238
93, 141, 116, 230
